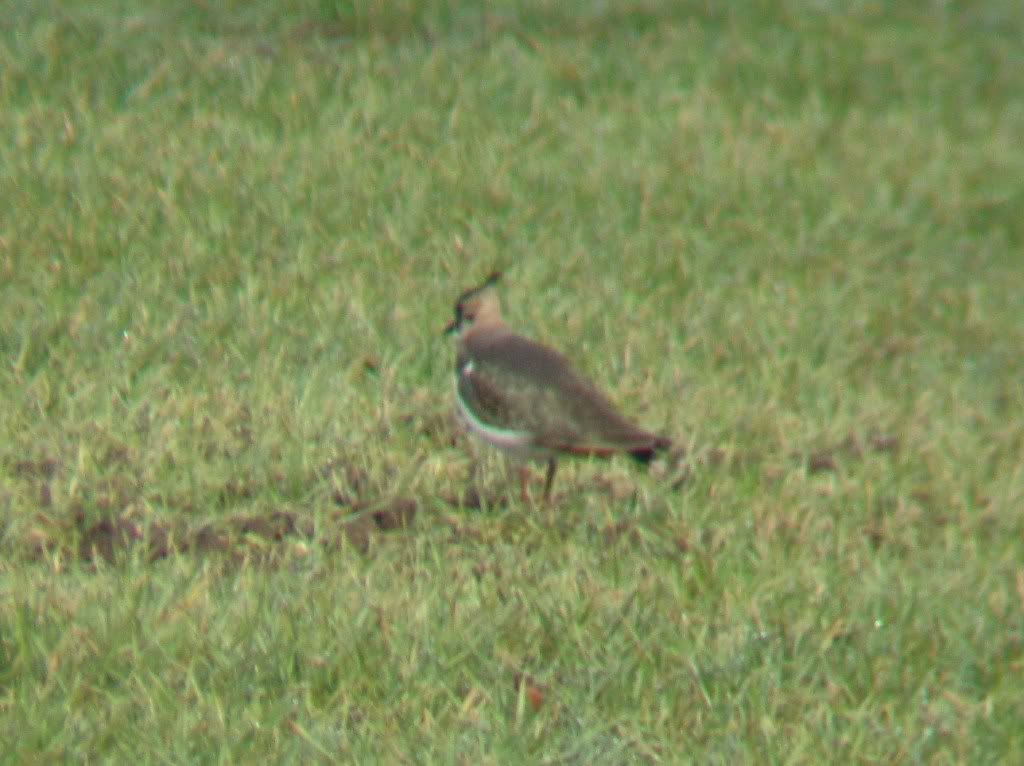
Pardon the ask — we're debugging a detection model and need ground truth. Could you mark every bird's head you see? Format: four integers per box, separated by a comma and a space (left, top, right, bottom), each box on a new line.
443, 271, 503, 337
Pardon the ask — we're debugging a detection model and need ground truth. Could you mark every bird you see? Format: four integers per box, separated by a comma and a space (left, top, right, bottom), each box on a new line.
443, 272, 671, 503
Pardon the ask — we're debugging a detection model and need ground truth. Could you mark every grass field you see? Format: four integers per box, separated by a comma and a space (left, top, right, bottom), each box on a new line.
2, 0, 1024, 761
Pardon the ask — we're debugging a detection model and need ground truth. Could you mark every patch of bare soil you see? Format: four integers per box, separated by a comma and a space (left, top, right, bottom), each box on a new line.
325, 497, 422, 554
803, 430, 901, 474
25, 498, 423, 566
441, 487, 511, 511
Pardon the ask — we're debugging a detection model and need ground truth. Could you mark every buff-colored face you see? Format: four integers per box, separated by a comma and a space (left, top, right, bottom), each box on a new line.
444, 273, 503, 337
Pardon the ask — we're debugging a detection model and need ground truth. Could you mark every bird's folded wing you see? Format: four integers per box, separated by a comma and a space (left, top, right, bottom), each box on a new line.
457, 357, 583, 445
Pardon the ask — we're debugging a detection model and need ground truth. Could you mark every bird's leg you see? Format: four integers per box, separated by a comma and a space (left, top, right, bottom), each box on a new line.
542, 459, 558, 503
518, 465, 532, 503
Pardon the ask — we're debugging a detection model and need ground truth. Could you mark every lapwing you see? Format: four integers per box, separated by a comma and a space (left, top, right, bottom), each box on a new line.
444, 272, 671, 502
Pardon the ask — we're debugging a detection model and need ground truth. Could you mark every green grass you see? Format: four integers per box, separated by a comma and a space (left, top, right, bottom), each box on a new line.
2, 0, 1024, 760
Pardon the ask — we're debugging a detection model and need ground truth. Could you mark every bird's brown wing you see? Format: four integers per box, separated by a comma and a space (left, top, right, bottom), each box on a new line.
456, 347, 583, 444
462, 331, 662, 452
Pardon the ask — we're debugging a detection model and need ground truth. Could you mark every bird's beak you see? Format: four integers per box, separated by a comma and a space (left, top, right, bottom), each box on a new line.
442, 319, 457, 336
